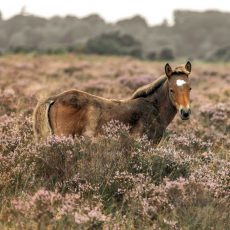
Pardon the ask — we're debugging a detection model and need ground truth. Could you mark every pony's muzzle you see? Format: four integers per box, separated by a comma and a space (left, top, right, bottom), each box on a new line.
180, 108, 191, 120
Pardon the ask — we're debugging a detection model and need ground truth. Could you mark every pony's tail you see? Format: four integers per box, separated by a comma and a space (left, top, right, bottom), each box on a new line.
33, 99, 54, 141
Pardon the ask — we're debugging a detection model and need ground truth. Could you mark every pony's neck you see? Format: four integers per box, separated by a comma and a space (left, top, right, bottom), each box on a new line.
152, 80, 177, 128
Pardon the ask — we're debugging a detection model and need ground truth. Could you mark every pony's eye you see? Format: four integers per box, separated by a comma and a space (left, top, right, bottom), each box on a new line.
170, 89, 174, 93
189, 87, 192, 91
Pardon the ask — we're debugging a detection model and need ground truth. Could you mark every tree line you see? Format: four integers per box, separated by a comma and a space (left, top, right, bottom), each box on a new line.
0, 10, 230, 60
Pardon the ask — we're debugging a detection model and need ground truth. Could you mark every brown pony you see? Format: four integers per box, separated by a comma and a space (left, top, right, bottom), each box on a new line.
33, 62, 192, 144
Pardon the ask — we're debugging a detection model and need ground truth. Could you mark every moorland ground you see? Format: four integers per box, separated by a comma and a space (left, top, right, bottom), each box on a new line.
0, 54, 229, 229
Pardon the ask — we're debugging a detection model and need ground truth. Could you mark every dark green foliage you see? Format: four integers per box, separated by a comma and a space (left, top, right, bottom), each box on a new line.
207, 46, 230, 62
158, 48, 175, 61
86, 32, 142, 58
147, 51, 157, 60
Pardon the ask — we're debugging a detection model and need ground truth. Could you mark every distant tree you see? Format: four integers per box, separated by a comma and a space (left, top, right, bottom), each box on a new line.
117, 15, 148, 42
82, 14, 105, 25
207, 46, 230, 62
161, 19, 169, 27
20, 6, 28, 16
0, 11, 230, 59
146, 51, 157, 60
0, 32, 7, 48
158, 48, 175, 60
9, 32, 27, 48
86, 32, 142, 58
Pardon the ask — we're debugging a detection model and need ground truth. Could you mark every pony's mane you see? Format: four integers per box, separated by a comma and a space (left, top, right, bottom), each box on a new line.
131, 75, 167, 99
131, 65, 189, 99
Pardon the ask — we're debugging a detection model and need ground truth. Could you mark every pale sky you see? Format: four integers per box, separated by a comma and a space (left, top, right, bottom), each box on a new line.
0, 0, 230, 25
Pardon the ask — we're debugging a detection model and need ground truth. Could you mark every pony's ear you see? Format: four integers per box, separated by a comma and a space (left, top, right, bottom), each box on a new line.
165, 63, 173, 78
185, 61, 192, 73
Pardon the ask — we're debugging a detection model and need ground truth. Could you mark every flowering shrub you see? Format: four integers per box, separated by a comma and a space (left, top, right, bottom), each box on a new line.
0, 114, 229, 229
0, 89, 18, 115
102, 120, 131, 140
200, 102, 230, 133
83, 79, 112, 94
118, 74, 155, 89
0, 56, 229, 229
169, 133, 212, 154
10, 189, 109, 229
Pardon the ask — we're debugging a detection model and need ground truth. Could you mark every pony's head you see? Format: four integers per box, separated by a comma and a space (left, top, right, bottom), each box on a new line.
165, 61, 192, 120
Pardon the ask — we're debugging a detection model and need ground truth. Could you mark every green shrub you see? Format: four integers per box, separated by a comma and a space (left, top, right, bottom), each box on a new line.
86, 32, 142, 58
207, 46, 230, 62
158, 48, 175, 61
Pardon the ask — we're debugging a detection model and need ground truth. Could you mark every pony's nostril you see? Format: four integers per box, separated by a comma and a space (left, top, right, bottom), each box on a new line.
181, 109, 190, 118
183, 112, 189, 117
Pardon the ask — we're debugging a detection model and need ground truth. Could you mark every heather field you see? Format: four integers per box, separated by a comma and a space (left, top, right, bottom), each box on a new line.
0, 54, 229, 229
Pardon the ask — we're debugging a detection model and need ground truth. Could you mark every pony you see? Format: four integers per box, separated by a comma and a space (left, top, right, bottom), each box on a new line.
33, 62, 192, 144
